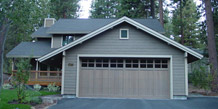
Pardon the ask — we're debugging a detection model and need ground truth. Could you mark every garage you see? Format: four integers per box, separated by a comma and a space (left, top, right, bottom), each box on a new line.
78, 57, 170, 99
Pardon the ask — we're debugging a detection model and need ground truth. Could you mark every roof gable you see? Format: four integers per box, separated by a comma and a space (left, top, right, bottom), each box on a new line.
38, 16, 203, 62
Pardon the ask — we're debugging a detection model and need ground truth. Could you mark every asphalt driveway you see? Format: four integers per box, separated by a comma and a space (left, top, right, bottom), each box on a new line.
49, 97, 218, 109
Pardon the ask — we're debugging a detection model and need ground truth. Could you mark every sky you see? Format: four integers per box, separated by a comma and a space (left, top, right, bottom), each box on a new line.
78, 0, 92, 18
78, 0, 204, 21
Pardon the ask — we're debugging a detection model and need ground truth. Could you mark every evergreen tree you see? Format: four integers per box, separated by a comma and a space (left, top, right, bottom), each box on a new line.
204, 0, 218, 92
49, 0, 80, 19
91, 0, 152, 18
91, 0, 118, 18
172, 0, 201, 48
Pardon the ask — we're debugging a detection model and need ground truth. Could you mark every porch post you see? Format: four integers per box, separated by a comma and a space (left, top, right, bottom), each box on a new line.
12, 58, 14, 71
184, 52, 188, 96
36, 61, 39, 81
61, 51, 66, 95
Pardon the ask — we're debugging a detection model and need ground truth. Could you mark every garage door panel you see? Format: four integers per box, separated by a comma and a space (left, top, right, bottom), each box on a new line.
109, 70, 123, 97
79, 69, 94, 97
123, 70, 139, 97
79, 58, 170, 99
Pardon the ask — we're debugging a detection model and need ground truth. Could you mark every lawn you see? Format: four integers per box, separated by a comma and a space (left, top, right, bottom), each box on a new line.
0, 89, 60, 109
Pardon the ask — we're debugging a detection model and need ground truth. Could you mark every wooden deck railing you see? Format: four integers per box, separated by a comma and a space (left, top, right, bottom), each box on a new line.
12, 70, 62, 86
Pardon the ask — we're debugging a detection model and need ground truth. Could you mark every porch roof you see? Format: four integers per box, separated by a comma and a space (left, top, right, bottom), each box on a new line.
6, 41, 56, 58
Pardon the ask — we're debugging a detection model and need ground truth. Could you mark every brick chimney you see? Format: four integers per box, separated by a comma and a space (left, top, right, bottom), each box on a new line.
44, 18, 56, 27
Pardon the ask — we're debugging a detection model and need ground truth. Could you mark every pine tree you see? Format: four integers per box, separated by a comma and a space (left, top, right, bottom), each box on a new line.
49, 0, 80, 19
90, 0, 118, 18
204, 0, 218, 92
172, 0, 201, 48
91, 0, 152, 18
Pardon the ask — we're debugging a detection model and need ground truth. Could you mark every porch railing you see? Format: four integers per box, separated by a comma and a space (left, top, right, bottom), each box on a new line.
12, 70, 62, 86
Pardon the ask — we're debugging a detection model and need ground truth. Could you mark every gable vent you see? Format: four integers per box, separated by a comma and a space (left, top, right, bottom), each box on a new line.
44, 18, 56, 27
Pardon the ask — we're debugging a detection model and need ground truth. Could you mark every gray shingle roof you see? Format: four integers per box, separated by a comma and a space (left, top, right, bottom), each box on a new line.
6, 41, 56, 58
186, 46, 204, 55
31, 27, 52, 38
46, 18, 165, 34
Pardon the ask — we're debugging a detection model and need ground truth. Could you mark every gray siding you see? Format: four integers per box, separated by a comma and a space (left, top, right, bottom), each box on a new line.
52, 36, 62, 48
64, 23, 185, 95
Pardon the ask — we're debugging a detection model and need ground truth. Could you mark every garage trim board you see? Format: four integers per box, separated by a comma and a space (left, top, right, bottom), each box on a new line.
76, 54, 173, 99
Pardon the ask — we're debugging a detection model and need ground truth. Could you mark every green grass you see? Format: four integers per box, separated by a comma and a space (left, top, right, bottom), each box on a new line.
0, 89, 60, 109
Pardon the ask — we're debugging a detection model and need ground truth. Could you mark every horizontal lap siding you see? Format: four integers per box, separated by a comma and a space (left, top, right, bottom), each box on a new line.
52, 36, 62, 48
64, 23, 185, 95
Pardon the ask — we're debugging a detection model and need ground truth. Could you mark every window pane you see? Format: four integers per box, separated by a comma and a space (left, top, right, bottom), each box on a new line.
147, 59, 153, 63
82, 59, 88, 62
155, 64, 161, 68
133, 60, 138, 63
96, 63, 102, 67
162, 64, 168, 68
147, 64, 153, 68
89, 59, 94, 62
111, 59, 116, 63
111, 64, 116, 68
82, 63, 87, 67
126, 64, 131, 68
96, 59, 102, 63
133, 64, 138, 68
117, 64, 123, 68
62, 35, 75, 46
88, 63, 94, 67
121, 30, 127, 38
126, 60, 131, 63
141, 60, 146, 63
103, 64, 108, 67
162, 60, 168, 63
103, 59, 109, 63
155, 60, 161, 63
117, 59, 123, 63
140, 64, 146, 68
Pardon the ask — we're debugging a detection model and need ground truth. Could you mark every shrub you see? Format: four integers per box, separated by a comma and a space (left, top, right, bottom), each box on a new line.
33, 84, 41, 91
191, 66, 213, 94
30, 96, 42, 104
2, 83, 13, 89
13, 59, 31, 103
47, 83, 60, 92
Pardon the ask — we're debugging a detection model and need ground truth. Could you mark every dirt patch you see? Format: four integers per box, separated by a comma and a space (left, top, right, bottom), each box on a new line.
189, 84, 218, 96
8, 100, 38, 106
32, 101, 57, 109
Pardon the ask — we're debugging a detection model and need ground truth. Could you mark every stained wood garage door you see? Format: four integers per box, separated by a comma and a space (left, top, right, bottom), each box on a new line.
79, 58, 170, 99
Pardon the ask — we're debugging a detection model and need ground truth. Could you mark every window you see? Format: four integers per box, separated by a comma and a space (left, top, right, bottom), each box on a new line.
81, 58, 168, 69
62, 35, 75, 46
120, 29, 129, 39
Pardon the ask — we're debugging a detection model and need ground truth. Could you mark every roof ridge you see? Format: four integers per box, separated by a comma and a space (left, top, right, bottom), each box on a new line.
58, 18, 159, 20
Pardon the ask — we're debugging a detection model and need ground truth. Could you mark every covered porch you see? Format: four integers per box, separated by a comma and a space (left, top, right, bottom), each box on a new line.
11, 53, 63, 86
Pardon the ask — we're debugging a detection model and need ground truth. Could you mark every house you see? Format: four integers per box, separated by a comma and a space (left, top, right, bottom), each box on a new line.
7, 17, 203, 99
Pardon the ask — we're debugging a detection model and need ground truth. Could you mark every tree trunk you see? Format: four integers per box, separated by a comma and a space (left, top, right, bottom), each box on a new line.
180, 0, 184, 45
151, 0, 155, 18
159, 0, 164, 27
205, 0, 218, 92
0, 18, 10, 92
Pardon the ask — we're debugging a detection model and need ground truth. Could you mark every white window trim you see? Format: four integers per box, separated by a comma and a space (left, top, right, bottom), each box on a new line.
51, 36, 54, 48
120, 29, 129, 39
